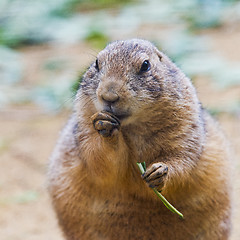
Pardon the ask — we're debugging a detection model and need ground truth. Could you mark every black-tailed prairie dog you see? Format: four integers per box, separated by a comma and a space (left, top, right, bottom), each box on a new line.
48, 39, 232, 240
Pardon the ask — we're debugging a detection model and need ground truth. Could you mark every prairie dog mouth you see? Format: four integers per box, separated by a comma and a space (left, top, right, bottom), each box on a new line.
115, 114, 130, 121
100, 110, 121, 125
104, 110, 130, 122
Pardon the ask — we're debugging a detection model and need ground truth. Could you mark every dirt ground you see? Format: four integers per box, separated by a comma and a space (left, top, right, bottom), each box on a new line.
0, 24, 240, 239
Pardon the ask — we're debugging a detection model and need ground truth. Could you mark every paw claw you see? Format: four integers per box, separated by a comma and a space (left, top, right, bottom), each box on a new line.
91, 111, 120, 138
143, 162, 168, 191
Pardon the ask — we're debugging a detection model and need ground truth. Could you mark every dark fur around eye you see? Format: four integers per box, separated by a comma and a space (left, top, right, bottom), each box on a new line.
95, 59, 99, 71
140, 60, 151, 73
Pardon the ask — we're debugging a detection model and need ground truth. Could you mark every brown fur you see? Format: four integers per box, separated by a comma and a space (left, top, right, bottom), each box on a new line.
48, 39, 232, 240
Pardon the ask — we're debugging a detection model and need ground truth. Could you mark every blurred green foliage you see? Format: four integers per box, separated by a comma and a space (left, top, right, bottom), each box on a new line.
0, 0, 239, 114
71, 71, 86, 96
1, 0, 237, 49
0, 191, 39, 205
65, 0, 133, 13
85, 30, 109, 49
0, 0, 132, 48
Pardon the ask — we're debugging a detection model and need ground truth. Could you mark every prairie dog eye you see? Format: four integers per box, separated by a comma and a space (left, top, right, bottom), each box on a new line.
95, 59, 99, 71
140, 60, 151, 73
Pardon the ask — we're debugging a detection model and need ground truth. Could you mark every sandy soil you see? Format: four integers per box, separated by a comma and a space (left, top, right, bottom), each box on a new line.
0, 24, 239, 239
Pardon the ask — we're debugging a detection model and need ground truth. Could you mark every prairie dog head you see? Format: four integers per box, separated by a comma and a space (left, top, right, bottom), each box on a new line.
76, 39, 198, 126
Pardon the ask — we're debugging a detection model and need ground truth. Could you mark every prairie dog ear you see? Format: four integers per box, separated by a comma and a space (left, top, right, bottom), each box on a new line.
155, 48, 163, 62
155, 48, 172, 66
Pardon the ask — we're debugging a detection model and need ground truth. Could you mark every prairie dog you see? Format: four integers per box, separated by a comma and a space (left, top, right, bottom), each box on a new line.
48, 39, 232, 240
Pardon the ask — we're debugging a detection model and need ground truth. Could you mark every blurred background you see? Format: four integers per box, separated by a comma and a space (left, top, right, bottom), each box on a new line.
0, 0, 239, 239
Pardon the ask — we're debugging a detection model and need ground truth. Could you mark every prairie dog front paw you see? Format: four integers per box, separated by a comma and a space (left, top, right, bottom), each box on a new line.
142, 162, 168, 191
91, 111, 120, 138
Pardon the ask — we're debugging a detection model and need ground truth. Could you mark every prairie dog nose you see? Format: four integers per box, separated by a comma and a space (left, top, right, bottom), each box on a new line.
101, 91, 119, 103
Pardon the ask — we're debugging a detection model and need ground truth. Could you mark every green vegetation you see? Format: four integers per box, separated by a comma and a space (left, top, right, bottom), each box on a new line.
137, 162, 184, 219
0, 0, 239, 114
85, 30, 109, 49
0, 191, 39, 205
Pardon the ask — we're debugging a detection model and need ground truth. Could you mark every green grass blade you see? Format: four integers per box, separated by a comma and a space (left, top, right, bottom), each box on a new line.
152, 189, 184, 219
137, 162, 184, 219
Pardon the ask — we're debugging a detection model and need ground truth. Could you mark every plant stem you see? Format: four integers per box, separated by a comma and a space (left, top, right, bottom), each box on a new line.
137, 162, 184, 219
